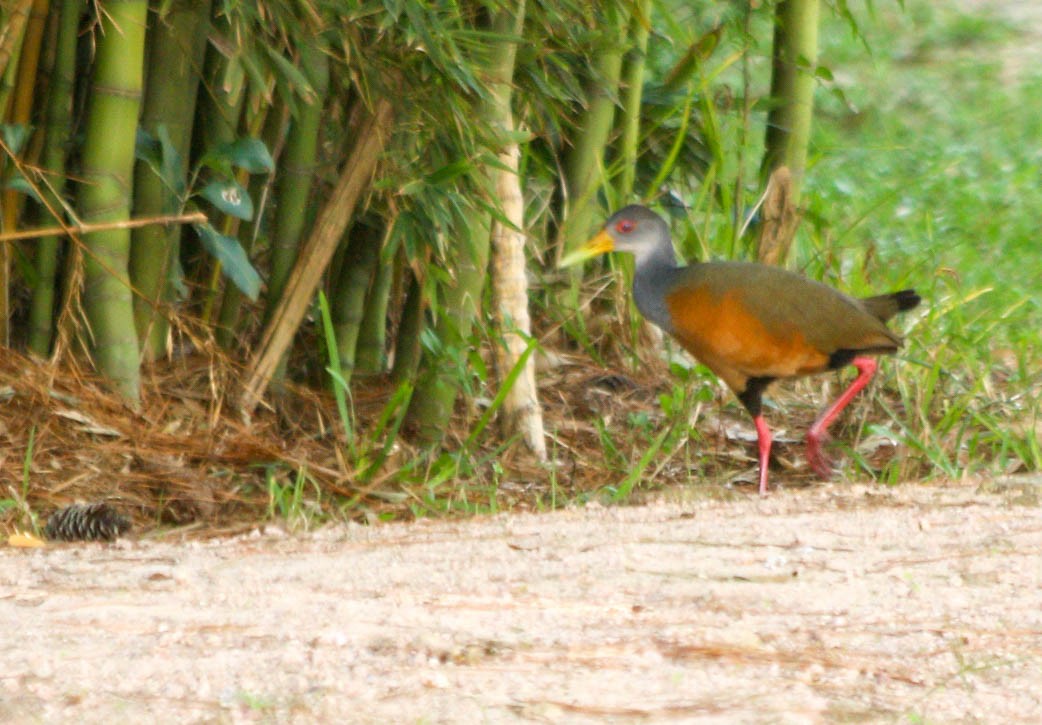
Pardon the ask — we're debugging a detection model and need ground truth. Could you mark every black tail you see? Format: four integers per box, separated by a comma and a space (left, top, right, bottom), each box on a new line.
861, 289, 921, 322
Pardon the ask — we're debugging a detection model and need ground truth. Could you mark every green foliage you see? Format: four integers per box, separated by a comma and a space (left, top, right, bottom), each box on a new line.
199, 180, 254, 221
0, 426, 39, 534
8, 0, 1041, 531
266, 466, 324, 531
805, 0, 1042, 480
0, 122, 31, 154
1, 122, 39, 201
135, 125, 186, 205
318, 291, 417, 489
198, 138, 275, 177
133, 126, 269, 299
195, 223, 262, 300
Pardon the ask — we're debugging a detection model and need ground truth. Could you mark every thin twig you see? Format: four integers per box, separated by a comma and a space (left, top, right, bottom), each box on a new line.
0, 212, 208, 242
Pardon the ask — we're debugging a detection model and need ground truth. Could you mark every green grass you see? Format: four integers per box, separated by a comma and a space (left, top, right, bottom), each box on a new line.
812, 3, 1041, 312
799, 0, 1041, 481
266, 466, 324, 531
243, 0, 1042, 525
1, 426, 40, 534
554, 0, 1041, 499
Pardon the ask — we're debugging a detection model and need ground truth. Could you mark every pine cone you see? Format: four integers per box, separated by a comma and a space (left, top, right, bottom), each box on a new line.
44, 503, 131, 542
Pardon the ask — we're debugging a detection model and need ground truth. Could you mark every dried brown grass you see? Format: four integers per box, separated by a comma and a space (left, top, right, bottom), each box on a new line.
0, 346, 344, 533
0, 314, 917, 538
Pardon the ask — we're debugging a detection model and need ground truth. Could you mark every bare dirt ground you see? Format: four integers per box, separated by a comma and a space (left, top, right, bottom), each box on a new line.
3, 479, 1042, 723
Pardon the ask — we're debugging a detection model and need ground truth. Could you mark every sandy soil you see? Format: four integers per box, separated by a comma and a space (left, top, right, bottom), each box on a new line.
3, 479, 1041, 723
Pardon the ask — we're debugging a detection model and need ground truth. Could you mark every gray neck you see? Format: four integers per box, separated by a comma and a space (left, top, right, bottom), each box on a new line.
632, 245, 681, 334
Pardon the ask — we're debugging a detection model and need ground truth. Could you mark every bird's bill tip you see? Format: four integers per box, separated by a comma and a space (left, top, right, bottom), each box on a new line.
557, 228, 615, 268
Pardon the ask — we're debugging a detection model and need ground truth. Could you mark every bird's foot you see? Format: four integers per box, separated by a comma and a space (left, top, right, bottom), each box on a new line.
805, 433, 835, 480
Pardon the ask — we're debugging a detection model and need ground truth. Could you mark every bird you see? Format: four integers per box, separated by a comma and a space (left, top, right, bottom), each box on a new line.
559, 204, 920, 494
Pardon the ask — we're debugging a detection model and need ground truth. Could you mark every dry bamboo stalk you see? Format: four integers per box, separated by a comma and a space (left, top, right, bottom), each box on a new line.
0, 212, 208, 243
0, 0, 33, 80
756, 166, 800, 266
238, 97, 393, 416
491, 124, 546, 460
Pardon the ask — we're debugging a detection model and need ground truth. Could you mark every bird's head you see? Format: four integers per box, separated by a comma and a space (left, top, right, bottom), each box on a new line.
558, 205, 673, 269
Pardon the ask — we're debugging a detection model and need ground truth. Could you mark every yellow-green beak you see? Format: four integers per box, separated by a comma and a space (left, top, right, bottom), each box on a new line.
558, 228, 614, 268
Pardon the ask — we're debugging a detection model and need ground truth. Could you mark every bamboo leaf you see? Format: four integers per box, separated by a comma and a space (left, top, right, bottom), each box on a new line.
262, 44, 316, 102
135, 127, 162, 167
317, 291, 354, 449
225, 137, 275, 173
156, 125, 186, 199
136, 126, 186, 206
199, 138, 275, 176
814, 64, 834, 81
358, 380, 415, 483
465, 334, 539, 448
199, 179, 254, 220
238, 48, 270, 104
194, 223, 261, 300
3, 174, 41, 202
425, 159, 473, 185
0, 123, 31, 154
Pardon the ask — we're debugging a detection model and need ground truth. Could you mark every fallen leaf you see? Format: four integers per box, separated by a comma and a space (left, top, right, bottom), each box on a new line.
7, 532, 45, 548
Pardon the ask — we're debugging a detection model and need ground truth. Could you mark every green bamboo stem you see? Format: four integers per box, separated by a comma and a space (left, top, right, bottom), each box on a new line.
29, 0, 79, 355
555, 4, 627, 262
195, 11, 246, 321
330, 221, 381, 384
0, 0, 32, 110
0, 0, 46, 345
354, 239, 393, 375
390, 269, 424, 385
265, 42, 329, 325
618, 0, 651, 202
762, 0, 820, 200
610, 0, 652, 339
406, 212, 491, 443
79, 0, 149, 403
130, 0, 212, 360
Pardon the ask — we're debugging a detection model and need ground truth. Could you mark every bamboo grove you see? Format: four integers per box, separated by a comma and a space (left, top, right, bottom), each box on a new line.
0, 1, 822, 467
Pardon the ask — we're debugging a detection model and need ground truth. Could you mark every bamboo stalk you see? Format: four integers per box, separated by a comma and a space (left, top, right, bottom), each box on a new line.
390, 269, 424, 384
756, 166, 800, 265
79, 0, 150, 403
215, 101, 284, 350
239, 96, 393, 415
354, 227, 394, 374
266, 42, 329, 325
487, 1, 546, 460
0, 0, 32, 91
0, 0, 48, 344
762, 0, 820, 201
130, 0, 213, 360
618, 0, 651, 202
555, 4, 627, 263
330, 221, 381, 384
195, 12, 246, 324
28, 0, 79, 355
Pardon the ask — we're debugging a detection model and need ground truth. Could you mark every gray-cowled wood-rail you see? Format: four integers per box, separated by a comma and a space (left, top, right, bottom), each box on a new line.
560, 205, 920, 494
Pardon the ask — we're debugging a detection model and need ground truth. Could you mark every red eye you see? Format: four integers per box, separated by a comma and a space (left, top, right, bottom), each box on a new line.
615, 219, 635, 234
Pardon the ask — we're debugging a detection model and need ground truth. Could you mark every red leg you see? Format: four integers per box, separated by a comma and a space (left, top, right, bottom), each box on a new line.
806, 356, 877, 479
754, 413, 772, 495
